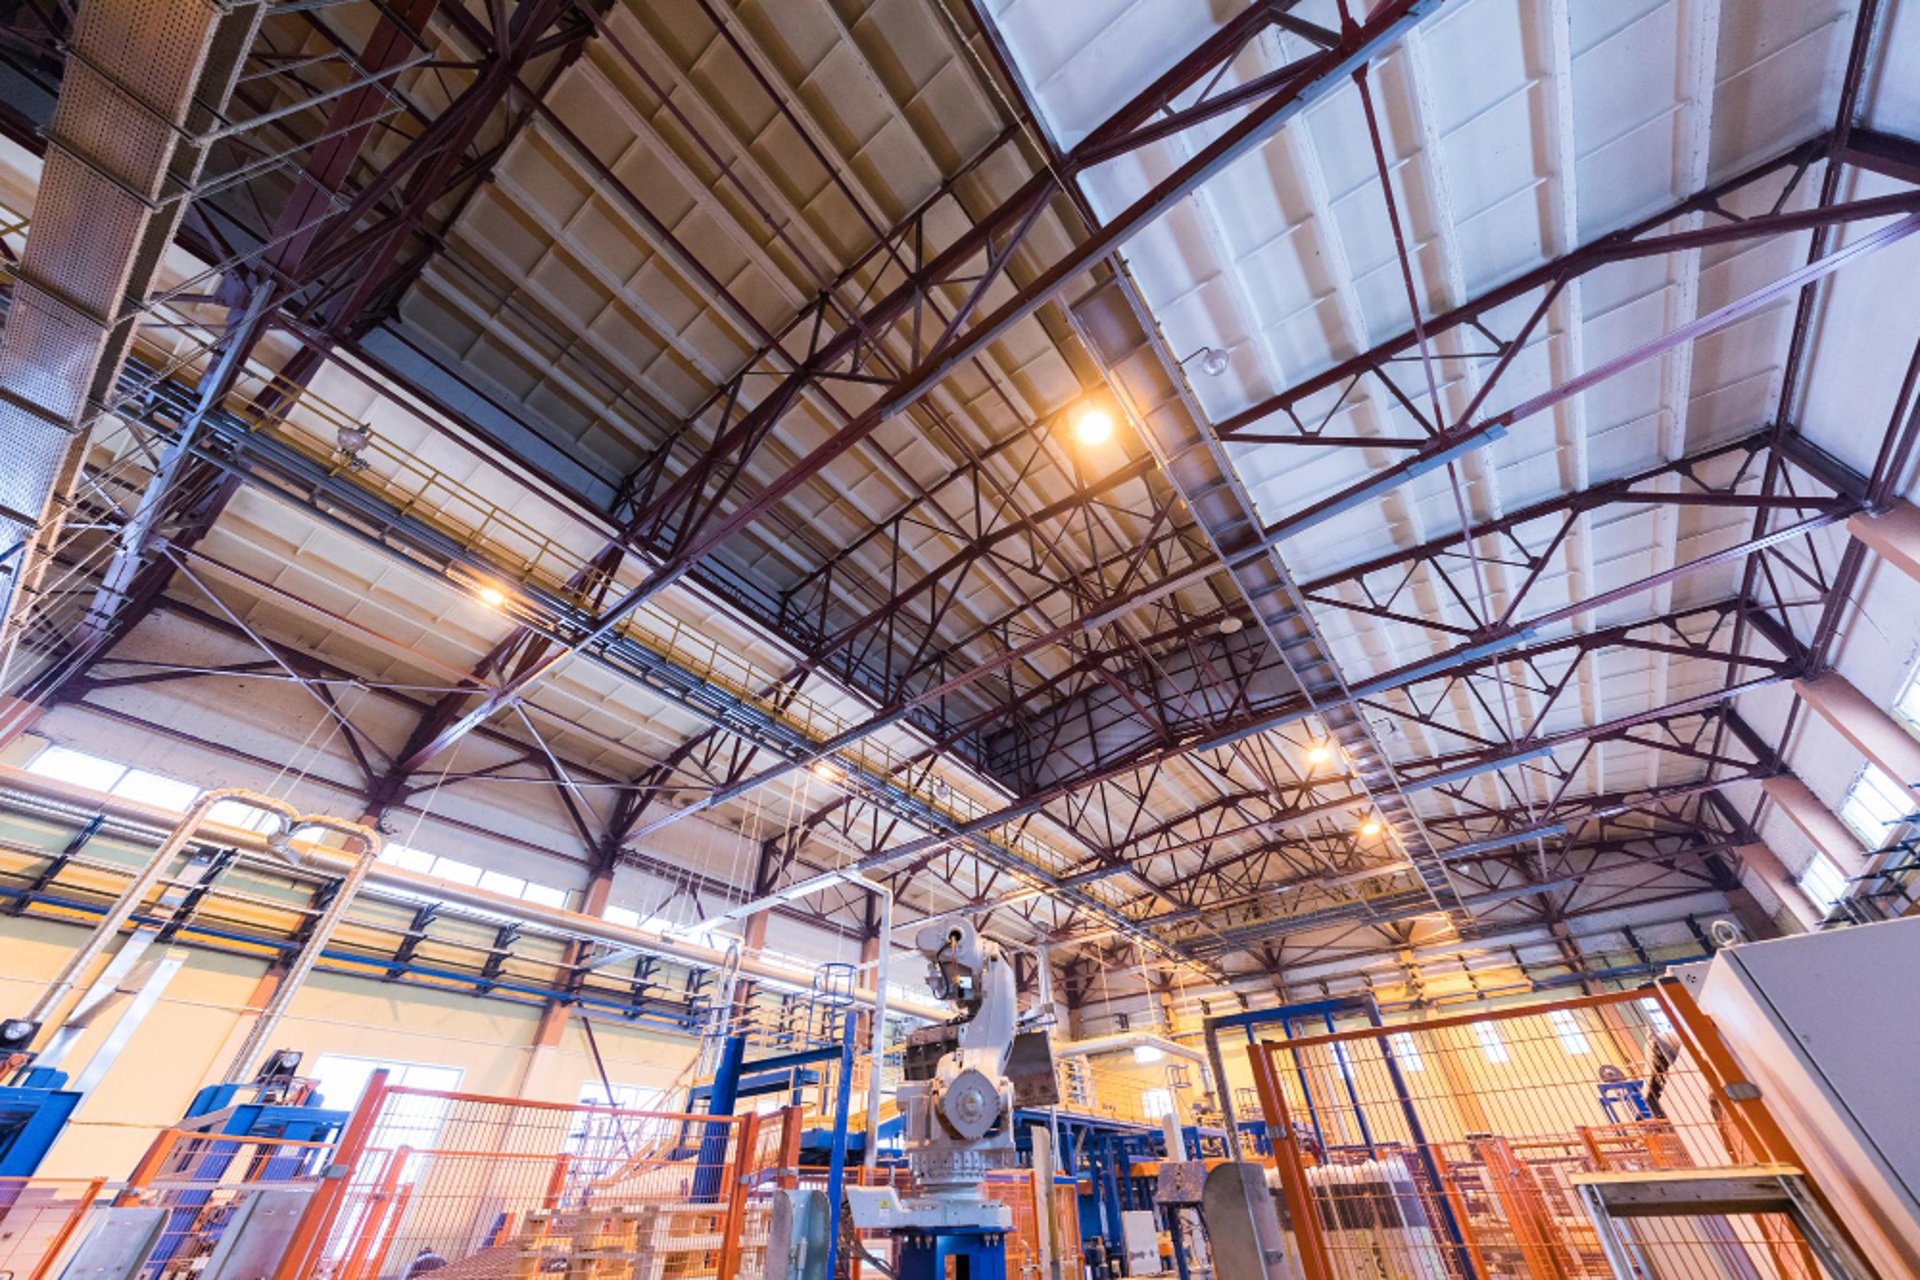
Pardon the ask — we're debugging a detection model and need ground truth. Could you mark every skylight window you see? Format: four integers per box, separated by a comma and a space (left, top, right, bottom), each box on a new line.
28, 746, 204, 813
479, 869, 528, 898
1799, 851, 1850, 912
1474, 1021, 1509, 1064
380, 843, 437, 873
1837, 763, 1913, 850
1893, 662, 1920, 734
111, 769, 200, 812
429, 858, 482, 887
206, 799, 278, 832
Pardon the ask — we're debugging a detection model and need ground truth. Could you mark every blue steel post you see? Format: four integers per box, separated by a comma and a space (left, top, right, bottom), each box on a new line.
821, 1003, 858, 1280
693, 1033, 746, 1203
1320, 1010, 1377, 1152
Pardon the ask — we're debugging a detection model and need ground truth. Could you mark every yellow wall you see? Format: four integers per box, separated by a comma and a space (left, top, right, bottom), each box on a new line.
0, 914, 700, 1178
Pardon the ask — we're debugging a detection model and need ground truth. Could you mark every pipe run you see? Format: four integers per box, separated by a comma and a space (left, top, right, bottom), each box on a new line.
0, 764, 950, 1024
221, 812, 382, 1083
26, 788, 298, 1032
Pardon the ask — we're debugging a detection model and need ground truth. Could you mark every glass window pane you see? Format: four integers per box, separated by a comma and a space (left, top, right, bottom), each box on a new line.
206, 799, 277, 832
1474, 1021, 1509, 1064
1896, 666, 1920, 730
1548, 1008, 1590, 1055
1386, 1032, 1423, 1072
308, 1054, 377, 1112
430, 858, 482, 886
478, 869, 526, 897
1840, 764, 1912, 848
522, 883, 567, 909
603, 905, 642, 928
110, 769, 199, 812
111, 769, 197, 810
1639, 997, 1676, 1038
28, 747, 126, 792
381, 843, 437, 873
1800, 851, 1849, 910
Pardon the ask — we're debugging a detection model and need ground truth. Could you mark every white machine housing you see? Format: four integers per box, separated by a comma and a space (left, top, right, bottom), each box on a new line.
1680, 916, 1920, 1278
847, 920, 1017, 1230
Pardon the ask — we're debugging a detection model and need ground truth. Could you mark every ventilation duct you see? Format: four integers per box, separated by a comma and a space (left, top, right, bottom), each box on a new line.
0, 0, 262, 655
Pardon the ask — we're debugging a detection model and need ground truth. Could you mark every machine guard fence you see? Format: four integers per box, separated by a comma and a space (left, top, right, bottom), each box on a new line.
12, 1079, 807, 1279
109, 1127, 339, 1277
294, 1081, 804, 1280
1246, 983, 1854, 1280
0, 1176, 104, 1280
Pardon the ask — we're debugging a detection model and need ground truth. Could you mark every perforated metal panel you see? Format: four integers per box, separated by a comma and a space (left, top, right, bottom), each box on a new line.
0, 0, 252, 645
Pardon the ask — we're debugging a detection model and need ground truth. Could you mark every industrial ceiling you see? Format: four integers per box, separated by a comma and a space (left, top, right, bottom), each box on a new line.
0, 0, 1916, 1008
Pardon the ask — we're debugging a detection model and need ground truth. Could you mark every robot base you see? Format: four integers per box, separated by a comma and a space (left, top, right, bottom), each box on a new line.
843, 1185, 1014, 1231
895, 1226, 1008, 1280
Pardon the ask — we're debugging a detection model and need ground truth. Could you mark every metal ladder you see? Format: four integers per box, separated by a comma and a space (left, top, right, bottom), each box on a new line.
1572, 1163, 1877, 1279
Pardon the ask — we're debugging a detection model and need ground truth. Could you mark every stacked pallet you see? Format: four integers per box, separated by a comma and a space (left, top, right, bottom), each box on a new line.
514, 1201, 766, 1280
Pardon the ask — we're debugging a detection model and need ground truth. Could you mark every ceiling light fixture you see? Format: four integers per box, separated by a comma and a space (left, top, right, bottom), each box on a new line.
1305, 743, 1333, 766
1071, 404, 1115, 447
1180, 346, 1230, 377
1218, 615, 1244, 636
1359, 817, 1384, 838
811, 759, 844, 784
477, 584, 508, 608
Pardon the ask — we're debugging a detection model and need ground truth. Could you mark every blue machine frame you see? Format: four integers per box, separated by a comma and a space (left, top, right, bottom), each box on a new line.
0, 1068, 82, 1176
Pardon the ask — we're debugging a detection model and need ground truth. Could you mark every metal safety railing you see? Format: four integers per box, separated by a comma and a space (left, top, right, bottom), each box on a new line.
0, 240, 1117, 902
1247, 982, 1860, 1280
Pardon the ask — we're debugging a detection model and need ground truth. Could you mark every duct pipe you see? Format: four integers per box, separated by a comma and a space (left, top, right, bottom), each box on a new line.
0, 765, 950, 1022
25, 788, 297, 1037
1204, 1020, 1240, 1160
222, 814, 383, 1083
1053, 1032, 1208, 1071
851, 873, 891, 1174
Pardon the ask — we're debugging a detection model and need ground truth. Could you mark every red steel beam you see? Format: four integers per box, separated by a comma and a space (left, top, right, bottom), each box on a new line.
378, 0, 1452, 777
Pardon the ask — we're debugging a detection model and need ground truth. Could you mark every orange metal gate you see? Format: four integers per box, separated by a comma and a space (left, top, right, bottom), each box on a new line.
1246, 982, 1854, 1280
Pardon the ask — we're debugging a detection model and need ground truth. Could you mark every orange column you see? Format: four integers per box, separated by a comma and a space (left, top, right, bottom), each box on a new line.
1847, 498, 1920, 584
274, 1068, 389, 1280
1760, 774, 1873, 878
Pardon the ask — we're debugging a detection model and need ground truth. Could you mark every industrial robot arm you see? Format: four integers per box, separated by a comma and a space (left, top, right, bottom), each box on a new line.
843, 920, 1019, 1233
917, 921, 1016, 1149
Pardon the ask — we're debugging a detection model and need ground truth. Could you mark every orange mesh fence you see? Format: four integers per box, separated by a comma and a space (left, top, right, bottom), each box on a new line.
0, 1177, 105, 1280
304, 1086, 802, 1280
985, 1171, 1084, 1280
1249, 987, 1829, 1280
